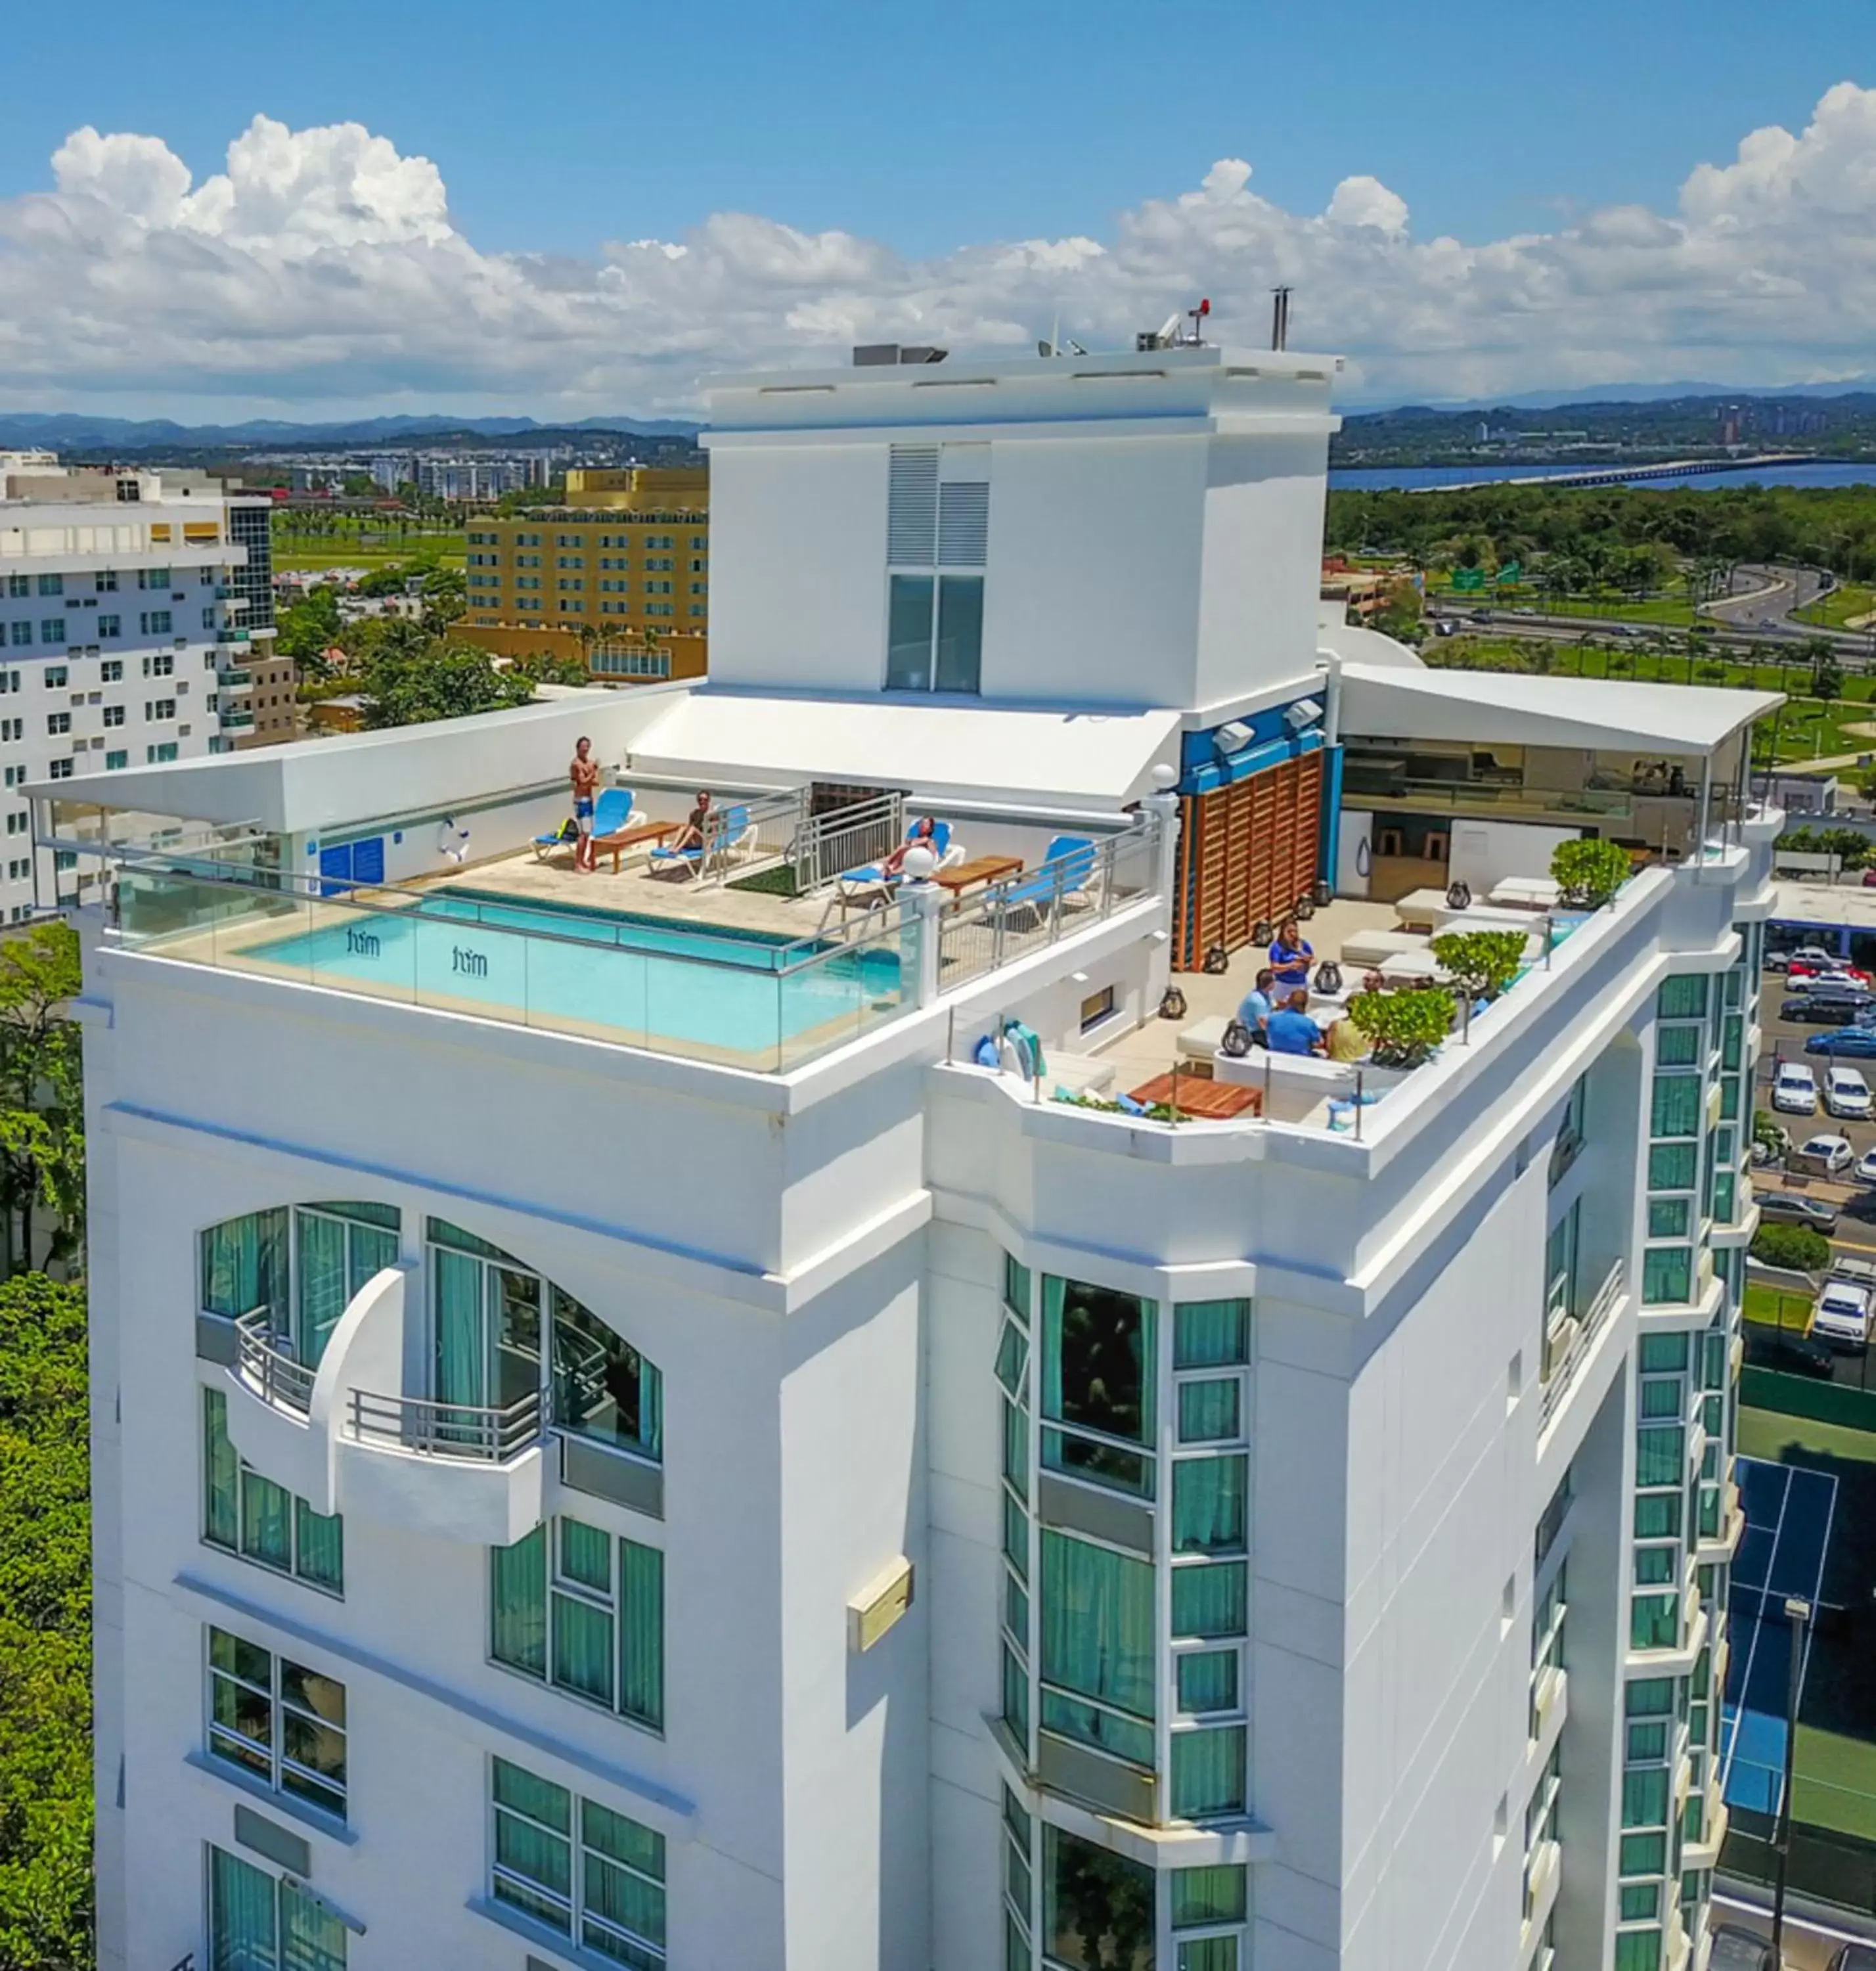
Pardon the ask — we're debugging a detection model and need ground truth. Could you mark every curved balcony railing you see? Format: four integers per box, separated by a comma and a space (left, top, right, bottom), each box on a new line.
1539, 1257, 1624, 1429
347, 1386, 541, 1462
235, 1308, 316, 1416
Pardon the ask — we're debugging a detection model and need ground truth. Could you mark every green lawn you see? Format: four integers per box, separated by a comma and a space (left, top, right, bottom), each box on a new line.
1744, 1282, 1815, 1331
1794, 1725, 1876, 1841
275, 545, 467, 574
1795, 583, 1876, 631
1737, 1405, 1876, 1466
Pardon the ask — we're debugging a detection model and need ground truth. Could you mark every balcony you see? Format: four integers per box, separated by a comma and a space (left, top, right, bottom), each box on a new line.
217, 709, 254, 731
1539, 1258, 1624, 1430
221, 1264, 547, 1546
216, 667, 254, 693
215, 628, 252, 645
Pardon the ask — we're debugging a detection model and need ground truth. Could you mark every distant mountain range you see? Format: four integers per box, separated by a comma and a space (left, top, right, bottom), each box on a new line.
0, 411, 704, 453
5, 382, 1875, 461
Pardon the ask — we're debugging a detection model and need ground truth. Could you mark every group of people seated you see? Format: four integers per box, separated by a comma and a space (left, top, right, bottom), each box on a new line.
1234, 917, 1368, 1062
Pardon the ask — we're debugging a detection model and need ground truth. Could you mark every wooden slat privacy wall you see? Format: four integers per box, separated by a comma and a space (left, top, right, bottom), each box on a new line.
1172, 753, 1324, 971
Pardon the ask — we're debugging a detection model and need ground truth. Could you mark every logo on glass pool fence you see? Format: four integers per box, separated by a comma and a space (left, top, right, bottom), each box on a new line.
345, 926, 380, 959
451, 944, 489, 979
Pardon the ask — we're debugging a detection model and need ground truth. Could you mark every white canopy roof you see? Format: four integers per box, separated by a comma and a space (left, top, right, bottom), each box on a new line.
1339, 661, 1781, 756
627, 691, 1182, 814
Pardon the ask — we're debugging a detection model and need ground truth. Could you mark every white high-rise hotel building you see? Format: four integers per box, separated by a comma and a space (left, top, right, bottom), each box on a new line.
58, 342, 1774, 1971
0, 457, 272, 922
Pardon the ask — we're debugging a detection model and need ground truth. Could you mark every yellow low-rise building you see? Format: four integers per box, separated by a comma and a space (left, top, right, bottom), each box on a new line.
457, 464, 708, 679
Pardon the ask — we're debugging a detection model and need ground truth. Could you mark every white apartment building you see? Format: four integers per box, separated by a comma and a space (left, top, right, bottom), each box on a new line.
58, 342, 1774, 1971
0, 462, 273, 919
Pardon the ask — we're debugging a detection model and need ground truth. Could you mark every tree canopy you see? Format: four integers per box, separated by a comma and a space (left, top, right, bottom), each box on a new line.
0, 1271, 91, 1968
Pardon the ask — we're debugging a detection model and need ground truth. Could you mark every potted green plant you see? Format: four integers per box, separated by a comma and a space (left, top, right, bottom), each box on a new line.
1550, 837, 1632, 909
1347, 987, 1454, 1069
1429, 928, 1529, 1002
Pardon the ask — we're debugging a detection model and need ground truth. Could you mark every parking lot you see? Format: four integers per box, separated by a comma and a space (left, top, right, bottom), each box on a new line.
1752, 964, 1876, 1388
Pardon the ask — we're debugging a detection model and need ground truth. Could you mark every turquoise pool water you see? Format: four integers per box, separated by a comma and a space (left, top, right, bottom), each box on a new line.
251, 887, 904, 1058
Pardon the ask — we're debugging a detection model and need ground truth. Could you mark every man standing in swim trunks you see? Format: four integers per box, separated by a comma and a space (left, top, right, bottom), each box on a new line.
570, 736, 600, 873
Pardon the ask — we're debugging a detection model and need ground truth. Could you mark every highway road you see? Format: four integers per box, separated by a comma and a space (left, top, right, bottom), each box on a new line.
1426, 563, 1875, 656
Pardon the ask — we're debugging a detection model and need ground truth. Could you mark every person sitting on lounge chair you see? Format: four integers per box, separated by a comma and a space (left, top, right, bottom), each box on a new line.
881, 815, 940, 879
669, 790, 713, 855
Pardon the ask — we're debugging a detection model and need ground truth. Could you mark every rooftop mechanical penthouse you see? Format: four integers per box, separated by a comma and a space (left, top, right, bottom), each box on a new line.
58, 339, 1780, 1971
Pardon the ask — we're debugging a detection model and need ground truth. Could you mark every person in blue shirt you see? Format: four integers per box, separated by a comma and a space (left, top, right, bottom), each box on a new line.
1268, 918, 1314, 993
1265, 989, 1326, 1056
1236, 967, 1277, 1045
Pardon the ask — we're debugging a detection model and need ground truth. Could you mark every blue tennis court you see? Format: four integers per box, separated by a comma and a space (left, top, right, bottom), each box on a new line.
1721, 1457, 1838, 1815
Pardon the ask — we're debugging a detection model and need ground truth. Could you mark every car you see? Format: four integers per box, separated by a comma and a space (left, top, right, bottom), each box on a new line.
1864, 871, 1876, 891
1745, 1323, 1838, 1379
1833, 1256, 1876, 1290
1795, 1132, 1854, 1173
1710, 1923, 1779, 1971
1773, 1062, 1820, 1114
1754, 1189, 1840, 1233
1787, 967, 1874, 993
1789, 955, 1869, 978
1712, 1924, 1787, 1970
1806, 1027, 1876, 1058
1858, 1146, 1876, 1183
1783, 993, 1874, 1024
1829, 1069, 1874, 1118
1814, 1279, 1874, 1349
1826, 1943, 1876, 1971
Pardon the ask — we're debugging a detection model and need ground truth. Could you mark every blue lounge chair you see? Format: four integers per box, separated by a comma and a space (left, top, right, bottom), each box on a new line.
535, 786, 640, 859
650, 803, 753, 880
1000, 836, 1098, 920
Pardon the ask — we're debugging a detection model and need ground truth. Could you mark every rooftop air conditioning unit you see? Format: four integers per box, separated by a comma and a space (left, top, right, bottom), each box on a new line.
1215, 721, 1255, 754
1286, 698, 1324, 731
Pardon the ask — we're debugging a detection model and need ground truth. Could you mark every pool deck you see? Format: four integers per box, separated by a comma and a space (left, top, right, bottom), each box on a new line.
1079, 897, 1400, 1091
437, 845, 854, 943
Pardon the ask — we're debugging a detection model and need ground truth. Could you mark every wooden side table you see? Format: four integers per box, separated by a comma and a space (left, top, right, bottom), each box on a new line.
596, 820, 679, 874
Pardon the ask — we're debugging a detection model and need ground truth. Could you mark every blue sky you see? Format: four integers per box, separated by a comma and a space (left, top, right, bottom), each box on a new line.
0, 1, 1871, 414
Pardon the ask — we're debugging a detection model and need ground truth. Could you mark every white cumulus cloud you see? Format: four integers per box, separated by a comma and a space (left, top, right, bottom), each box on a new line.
2, 91, 1875, 417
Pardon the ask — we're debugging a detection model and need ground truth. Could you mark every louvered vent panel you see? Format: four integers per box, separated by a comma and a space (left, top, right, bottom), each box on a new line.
887, 447, 939, 565
937, 481, 990, 567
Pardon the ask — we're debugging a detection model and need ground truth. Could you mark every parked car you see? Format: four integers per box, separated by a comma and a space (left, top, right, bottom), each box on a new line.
1833, 1256, 1876, 1290
1806, 1026, 1876, 1058
1710, 1924, 1779, 1970
1795, 1132, 1855, 1173
1787, 968, 1875, 994
1829, 1068, 1875, 1118
1789, 957, 1872, 982
1781, 993, 1875, 1025
1745, 1323, 1838, 1379
1826, 1943, 1876, 1971
1774, 1062, 1820, 1114
1858, 1146, 1876, 1184
1754, 1189, 1840, 1233
1814, 1278, 1874, 1350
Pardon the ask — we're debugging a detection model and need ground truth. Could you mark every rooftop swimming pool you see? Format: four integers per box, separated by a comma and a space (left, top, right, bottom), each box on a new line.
209, 884, 907, 1066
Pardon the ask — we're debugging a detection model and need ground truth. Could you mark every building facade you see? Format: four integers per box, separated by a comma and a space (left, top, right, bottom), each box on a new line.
66, 344, 1770, 1971
0, 462, 273, 917
460, 466, 709, 668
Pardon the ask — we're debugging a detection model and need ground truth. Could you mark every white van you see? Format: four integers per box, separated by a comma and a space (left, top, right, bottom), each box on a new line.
1813, 1279, 1873, 1351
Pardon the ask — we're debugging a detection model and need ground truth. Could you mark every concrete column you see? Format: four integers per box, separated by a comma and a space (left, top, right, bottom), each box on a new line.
901, 850, 945, 1007
1144, 766, 1182, 1008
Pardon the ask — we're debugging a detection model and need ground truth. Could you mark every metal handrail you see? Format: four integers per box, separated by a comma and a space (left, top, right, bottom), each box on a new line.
937, 817, 1160, 990
794, 791, 905, 896
234, 1307, 317, 1415
347, 1385, 542, 1462
1539, 1258, 1624, 1427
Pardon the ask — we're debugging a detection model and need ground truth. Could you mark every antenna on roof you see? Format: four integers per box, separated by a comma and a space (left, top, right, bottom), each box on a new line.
1271, 286, 1292, 351
1136, 300, 1211, 352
